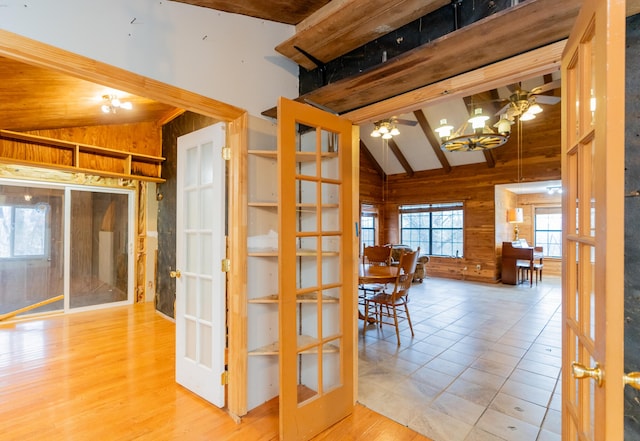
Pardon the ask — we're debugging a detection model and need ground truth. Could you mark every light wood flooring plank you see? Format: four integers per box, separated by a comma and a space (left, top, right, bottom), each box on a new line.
0, 303, 431, 441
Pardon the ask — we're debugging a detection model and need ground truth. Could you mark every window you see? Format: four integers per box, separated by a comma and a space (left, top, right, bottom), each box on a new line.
400, 202, 464, 257
534, 206, 562, 257
0, 204, 49, 259
360, 213, 376, 248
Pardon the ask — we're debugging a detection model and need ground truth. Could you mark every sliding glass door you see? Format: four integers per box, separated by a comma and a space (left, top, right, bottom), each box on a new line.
0, 181, 134, 319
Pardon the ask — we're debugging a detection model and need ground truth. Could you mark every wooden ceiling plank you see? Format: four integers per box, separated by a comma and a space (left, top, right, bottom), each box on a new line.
276, 0, 448, 69
264, 0, 580, 118
412, 110, 451, 174
387, 138, 413, 177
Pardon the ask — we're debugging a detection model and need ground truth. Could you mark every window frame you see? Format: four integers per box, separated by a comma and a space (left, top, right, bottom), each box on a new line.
0, 203, 51, 260
399, 202, 464, 257
534, 205, 562, 258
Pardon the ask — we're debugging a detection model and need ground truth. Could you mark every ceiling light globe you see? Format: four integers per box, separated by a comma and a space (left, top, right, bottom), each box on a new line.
370, 129, 381, 137
390, 127, 400, 136
528, 103, 542, 114
378, 125, 389, 134
468, 108, 489, 130
520, 112, 536, 121
382, 132, 392, 139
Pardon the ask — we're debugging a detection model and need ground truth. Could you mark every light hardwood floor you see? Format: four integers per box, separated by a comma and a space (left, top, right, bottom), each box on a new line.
0, 303, 431, 441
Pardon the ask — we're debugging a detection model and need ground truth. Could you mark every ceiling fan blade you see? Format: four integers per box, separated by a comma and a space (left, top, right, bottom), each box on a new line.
534, 95, 561, 105
394, 118, 418, 126
531, 79, 561, 94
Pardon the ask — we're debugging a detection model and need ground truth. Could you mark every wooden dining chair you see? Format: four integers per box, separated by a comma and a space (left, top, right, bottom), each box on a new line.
359, 244, 392, 295
363, 247, 419, 345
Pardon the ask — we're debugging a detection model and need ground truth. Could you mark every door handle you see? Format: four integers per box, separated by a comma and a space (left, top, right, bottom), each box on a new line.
170, 269, 182, 279
571, 362, 603, 386
624, 372, 640, 390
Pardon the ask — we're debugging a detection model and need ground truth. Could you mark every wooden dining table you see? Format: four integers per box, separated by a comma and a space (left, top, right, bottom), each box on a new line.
358, 264, 398, 285
358, 264, 398, 322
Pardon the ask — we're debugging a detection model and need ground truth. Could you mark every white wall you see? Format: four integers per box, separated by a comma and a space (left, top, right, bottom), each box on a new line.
0, 0, 298, 117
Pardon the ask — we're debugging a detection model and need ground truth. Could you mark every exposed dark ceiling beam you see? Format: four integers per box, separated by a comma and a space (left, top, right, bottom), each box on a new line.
413, 110, 451, 174
388, 138, 413, 177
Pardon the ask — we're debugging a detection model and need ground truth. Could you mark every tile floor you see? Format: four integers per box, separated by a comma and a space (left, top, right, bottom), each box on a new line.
357, 275, 562, 441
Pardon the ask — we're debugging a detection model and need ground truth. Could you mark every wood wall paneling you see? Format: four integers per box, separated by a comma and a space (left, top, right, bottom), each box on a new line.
360, 113, 562, 282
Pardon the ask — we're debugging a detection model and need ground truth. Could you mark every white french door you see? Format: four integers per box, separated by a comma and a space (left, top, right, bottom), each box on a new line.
175, 123, 227, 407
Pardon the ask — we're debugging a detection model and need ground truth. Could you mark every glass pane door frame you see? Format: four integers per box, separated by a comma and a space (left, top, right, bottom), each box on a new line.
64, 184, 135, 312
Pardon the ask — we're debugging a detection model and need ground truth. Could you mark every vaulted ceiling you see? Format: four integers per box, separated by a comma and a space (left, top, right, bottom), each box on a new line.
3, 1, 640, 177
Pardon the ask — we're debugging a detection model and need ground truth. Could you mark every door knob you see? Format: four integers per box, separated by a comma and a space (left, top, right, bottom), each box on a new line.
571, 362, 603, 386
624, 372, 640, 390
170, 269, 182, 279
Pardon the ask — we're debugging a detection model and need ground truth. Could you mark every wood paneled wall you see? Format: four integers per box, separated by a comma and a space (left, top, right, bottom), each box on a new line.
360, 113, 562, 283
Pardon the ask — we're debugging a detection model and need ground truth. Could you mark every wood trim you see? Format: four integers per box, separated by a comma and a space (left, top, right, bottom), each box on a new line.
276, 0, 448, 70
227, 112, 248, 418
0, 30, 245, 122
344, 40, 566, 124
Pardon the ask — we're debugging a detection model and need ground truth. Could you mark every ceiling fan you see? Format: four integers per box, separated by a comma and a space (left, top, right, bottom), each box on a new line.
370, 116, 417, 139
494, 79, 561, 121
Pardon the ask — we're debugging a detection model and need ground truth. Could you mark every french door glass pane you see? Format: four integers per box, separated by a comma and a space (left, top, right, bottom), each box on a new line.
69, 190, 129, 308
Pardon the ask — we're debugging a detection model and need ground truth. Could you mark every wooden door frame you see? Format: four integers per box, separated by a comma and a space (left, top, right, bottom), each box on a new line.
0, 29, 249, 419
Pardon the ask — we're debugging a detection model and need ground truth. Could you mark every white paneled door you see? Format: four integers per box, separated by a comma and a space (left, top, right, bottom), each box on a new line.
175, 123, 227, 407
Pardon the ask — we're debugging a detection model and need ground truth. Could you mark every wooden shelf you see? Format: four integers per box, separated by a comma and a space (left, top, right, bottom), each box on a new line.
249, 292, 339, 304
249, 335, 340, 356
0, 129, 165, 182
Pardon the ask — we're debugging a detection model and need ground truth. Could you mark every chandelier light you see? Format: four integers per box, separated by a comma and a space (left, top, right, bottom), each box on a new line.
101, 94, 133, 114
436, 107, 510, 152
370, 119, 400, 139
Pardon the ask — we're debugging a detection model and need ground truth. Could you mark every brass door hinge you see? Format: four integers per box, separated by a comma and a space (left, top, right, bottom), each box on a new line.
222, 146, 231, 161
221, 258, 230, 272
220, 370, 229, 385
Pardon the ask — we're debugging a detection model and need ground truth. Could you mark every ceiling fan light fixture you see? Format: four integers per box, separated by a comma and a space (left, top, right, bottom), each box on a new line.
527, 102, 543, 115
370, 119, 401, 139
101, 94, 132, 114
520, 111, 536, 121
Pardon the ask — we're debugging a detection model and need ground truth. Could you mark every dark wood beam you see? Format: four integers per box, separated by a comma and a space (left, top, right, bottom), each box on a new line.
359, 140, 385, 180
413, 110, 451, 173
263, 0, 581, 117
387, 138, 413, 177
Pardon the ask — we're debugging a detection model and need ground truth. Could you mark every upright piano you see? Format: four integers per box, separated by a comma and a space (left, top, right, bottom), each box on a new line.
501, 240, 544, 285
